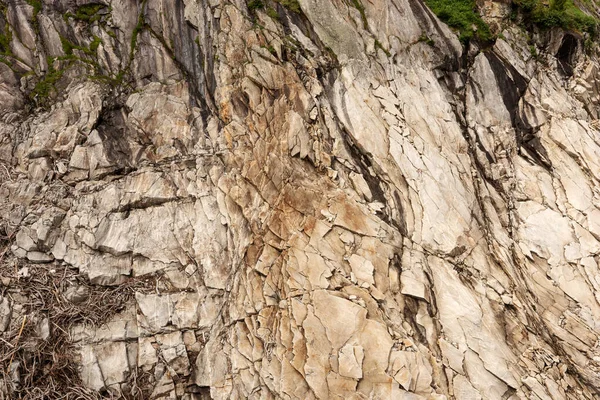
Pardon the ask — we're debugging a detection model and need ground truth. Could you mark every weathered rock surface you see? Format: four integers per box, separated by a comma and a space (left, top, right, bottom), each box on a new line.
2, 0, 600, 398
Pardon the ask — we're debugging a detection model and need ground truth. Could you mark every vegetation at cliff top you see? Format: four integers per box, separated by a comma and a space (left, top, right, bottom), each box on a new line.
425, 0, 598, 44
514, 0, 597, 36
424, 0, 493, 43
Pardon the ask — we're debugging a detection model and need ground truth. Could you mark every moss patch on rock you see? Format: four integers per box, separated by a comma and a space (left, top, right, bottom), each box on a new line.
424, 0, 492, 43
514, 0, 598, 36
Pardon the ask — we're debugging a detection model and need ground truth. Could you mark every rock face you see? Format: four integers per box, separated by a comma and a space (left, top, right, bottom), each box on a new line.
2, 0, 600, 399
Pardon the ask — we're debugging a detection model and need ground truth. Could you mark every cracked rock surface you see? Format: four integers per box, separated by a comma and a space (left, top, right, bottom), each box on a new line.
2, 0, 600, 398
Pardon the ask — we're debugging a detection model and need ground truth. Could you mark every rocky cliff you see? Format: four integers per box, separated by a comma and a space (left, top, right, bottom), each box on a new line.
1, 0, 600, 398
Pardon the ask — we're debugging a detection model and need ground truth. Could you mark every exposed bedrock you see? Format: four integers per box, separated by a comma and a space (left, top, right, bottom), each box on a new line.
1, 0, 600, 398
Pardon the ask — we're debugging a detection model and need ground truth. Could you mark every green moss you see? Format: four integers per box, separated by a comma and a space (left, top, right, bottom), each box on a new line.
88, 70, 127, 88
0, 56, 11, 68
424, 0, 492, 43
130, 2, 147, 59
418, 33, 435, 46
584, 36, 594, 52
30, 57, 67, 100
514, 0, 598, 36
96, 0, 145, 89
374, 39, 391, 56
114, 70, 125, 83
262, 44, 277, 56
283, 34, 301, 52
529, 44, 538, 57
25, 0, 41, 33
275, 0, 301, 13
32, 69, 63, 99
25, 0, 42, 15
60, 35, 74, 55
248, 0, 265, 11
0, 26, 12, 56
59, 34, 101, 62
266, 7, 279, 20
64, 4, 105, 23
88, 72, 124, 86
89, 36, 102, 52
349, 0, 368, 29
74, 4, 104, 22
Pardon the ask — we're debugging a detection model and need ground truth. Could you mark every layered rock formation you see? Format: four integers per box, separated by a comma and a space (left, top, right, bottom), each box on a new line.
2, 0, 600, 398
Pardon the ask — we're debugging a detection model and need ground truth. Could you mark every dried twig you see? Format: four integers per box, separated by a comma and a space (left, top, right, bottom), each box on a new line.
0, 258, 156, 399
6, 315, 26, 372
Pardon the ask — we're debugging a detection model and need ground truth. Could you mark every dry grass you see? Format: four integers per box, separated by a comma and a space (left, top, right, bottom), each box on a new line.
0, 161, 157, 399
0, 256, 156, 399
